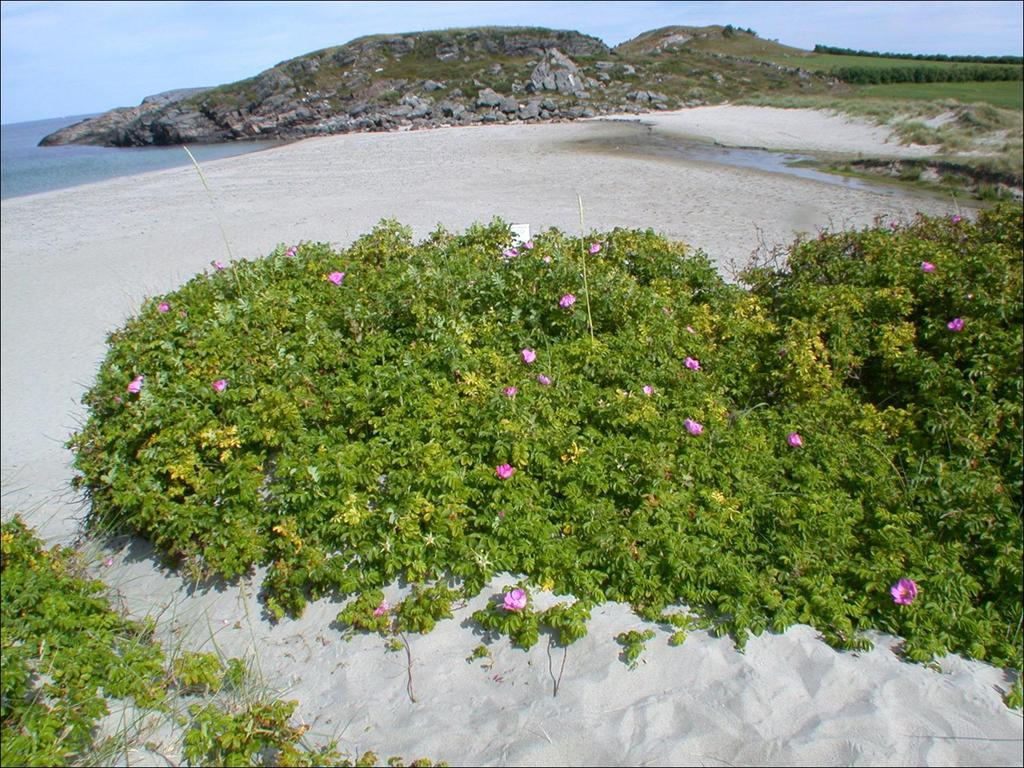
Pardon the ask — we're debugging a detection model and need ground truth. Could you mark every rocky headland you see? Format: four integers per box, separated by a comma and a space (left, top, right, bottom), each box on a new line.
40, 25, 831, 146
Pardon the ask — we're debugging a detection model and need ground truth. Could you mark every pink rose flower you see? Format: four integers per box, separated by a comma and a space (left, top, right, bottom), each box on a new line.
890, 578, 918, 605
495, 463, 515, 480
685, 325, 696, 334
502, 247, 518, 259
787, 432, 803, 448
521, 348, 536, 364
542, 255, 552, 264
212, 379, 228, 392
684, 418, 703, 436
642, 385, 653, 396
503, 588, 527, 612
559, 294, 576, 309
684, 357, 701, 371
327, 271, 345, 285
212, 261, 226, 271
947, 317, 964, 332
920, 261, 936, 273
285, 246, 298, 257
537, 374, 552, 386
373, 600, 390, 617
503, 386, 517, 398
127, 375, 144, 394
157, 301, 170, 313
589, 243, 601, 254
524, 240, 534, 250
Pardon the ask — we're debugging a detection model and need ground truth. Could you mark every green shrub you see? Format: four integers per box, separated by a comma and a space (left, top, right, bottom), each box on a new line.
742, 206, 1022, 664
69, 209, 1023, 676
1, 517, 166, 766
615, 629, 656, 669
1, 519, 443, 765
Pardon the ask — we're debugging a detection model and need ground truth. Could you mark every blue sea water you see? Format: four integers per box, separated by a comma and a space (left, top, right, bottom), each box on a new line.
1, 115, 285, 200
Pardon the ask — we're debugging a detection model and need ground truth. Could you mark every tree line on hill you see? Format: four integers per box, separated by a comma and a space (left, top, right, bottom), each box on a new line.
827, 63, 1022, 85
813, 44, 1022, 65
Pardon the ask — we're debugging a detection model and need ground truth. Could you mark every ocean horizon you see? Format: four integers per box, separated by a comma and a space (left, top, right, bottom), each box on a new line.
1, 115, 285, 200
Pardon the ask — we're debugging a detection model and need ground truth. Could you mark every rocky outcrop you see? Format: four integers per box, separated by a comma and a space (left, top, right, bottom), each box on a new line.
38, 87, 213, 146
40, 28, 617, 147
38, 24, 831, 147
528, 48, 586, 95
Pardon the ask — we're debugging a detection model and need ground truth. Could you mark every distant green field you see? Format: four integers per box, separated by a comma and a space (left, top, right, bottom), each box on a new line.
853, 80, 1023, 110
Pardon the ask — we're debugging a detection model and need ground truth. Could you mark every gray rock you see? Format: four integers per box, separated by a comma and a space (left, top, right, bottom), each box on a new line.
565, 106, 596, 119
622, 64, 636, 75
648, 91, 668, 102
530, 48, 584, 95
476, 88, 503, 108
148, 107, 225, 144
541, 98, 557, 111
518, 101, 540, 119
437, 101, 464, 118
498, 31, 607, 58
595, 61, 615, 70
386, 104, 413, 117
423, 79, 445, 91
554, 68, 581, 94
382, 36, 414, 57
139, 87, 212, 107
331, 51, 357, 67
498, 96, 519, 114
436, 41, 459, 61
255, 69, 294, 99
286, 57, 320, 77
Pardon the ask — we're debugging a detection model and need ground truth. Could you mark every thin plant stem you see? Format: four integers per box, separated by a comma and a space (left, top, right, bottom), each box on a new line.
577, 194, 595, 343
398, 630, 417, 703
183, 145, 235, 264
547, 637, 568, 697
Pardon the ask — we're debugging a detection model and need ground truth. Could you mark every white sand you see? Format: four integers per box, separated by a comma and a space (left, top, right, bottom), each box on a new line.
620, 104, 940, 155
2, 107, 1020, 765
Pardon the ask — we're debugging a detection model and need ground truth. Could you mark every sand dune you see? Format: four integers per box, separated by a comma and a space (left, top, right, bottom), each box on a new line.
2, 107, 1019, 766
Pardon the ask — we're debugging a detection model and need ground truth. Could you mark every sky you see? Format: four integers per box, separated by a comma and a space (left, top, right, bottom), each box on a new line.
2, 0, 1022, 124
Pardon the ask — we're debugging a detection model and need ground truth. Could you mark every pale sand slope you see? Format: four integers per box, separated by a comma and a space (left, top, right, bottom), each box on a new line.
623, 104, 940, 155
2, 107, 1019, 765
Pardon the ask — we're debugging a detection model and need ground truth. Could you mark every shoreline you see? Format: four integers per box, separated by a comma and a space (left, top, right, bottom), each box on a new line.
4, 103, 940, 204
2, 105, 1020, 766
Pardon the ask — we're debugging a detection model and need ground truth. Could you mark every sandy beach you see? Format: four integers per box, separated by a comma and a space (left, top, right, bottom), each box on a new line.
2, 106, 1020, 765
